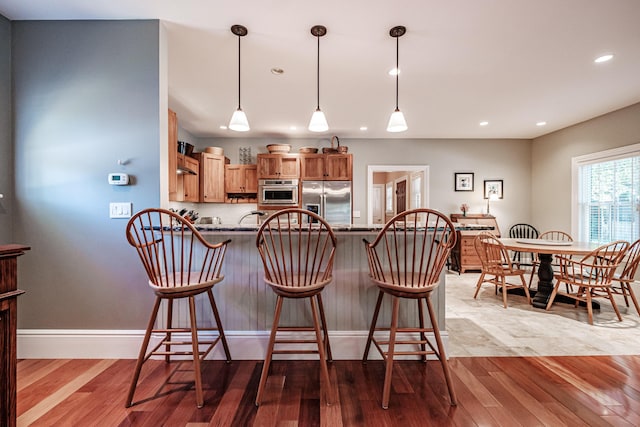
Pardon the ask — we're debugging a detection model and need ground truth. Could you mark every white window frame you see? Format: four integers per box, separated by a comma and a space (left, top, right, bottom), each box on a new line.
571, 142, 640, 241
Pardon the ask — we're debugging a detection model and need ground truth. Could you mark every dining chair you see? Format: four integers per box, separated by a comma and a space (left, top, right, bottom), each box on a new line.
474, 231, 532, 308
610, 238, 640, 316
528, 230, 573, 289
508, 223, 539, 267
125, 208, 232, 408
255, 208, 337, 406
546, 240, 629, 325
362, 208, 457, 409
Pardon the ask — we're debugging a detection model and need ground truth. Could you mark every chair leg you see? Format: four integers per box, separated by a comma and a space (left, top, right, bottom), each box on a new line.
363, 290, 384, 362
584, 290, 595, 325
417, 298, 427, 362
206, 289, 232, 362
501, 276, 508, 308
310, 296, 333, 405
426, 296, 457, 406
545, 282, 561, 311
126, 296, 162, 408
606, 288, 623, 322
625, 283, 640, 315
519, 273, 531, 304
256, 295, 284, 406
316, 293, 333, 362
381, 296, 400, 409
473, 273, 485, 299
528, 264, 538, 289
188, 296, 204, 408
165, 299, 173, 363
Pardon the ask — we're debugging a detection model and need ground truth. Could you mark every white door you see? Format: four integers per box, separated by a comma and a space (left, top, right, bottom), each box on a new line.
372, 184, 384, 224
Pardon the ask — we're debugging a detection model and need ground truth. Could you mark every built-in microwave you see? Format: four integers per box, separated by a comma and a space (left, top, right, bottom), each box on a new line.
258, 179, 299, 206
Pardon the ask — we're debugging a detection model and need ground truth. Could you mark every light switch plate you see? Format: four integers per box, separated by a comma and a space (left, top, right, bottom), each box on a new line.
110, 202, 132, 218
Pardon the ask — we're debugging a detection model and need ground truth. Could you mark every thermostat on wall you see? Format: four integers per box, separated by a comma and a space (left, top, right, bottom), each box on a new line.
108, 173, 129, 185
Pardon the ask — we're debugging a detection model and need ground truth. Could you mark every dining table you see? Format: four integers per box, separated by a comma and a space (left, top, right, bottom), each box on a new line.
498, 238, 602, 309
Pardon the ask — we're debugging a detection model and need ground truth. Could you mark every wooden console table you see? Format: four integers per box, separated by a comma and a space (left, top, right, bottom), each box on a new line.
1, 244, 30, 427
450, 214, 499, 273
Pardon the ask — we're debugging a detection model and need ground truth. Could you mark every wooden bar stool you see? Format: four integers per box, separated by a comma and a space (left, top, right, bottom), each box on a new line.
255, 208, 337, 406
125, 208, 231, 408
362, 208, 457, 409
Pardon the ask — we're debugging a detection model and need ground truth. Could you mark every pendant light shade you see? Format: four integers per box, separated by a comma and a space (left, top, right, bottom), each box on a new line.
229, 25, 250, 132
309, 25, 329, 132
387, 26, 407, 133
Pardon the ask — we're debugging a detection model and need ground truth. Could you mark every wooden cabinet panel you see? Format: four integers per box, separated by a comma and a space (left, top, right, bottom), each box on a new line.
300, 154, 353, 181
449, 214, 500, 273
182, 155, 200, 202
257, 154, 300, 179
195, 153, 228, 203
324, 154, 352, 180
300, 154, 352, 181
225, 164, 257, 194
168, 109, 178, 201
300, 155, 325, 180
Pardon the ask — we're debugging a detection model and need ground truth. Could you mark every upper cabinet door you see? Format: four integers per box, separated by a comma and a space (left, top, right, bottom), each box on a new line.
198, 153, 227, 203
300, 154, 325, 180
168, 109, 178, 201
257, 154, 300, 179
324, 154, 352, 181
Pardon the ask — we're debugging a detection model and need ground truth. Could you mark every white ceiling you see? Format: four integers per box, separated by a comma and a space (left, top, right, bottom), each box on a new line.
2, 0, 640, 140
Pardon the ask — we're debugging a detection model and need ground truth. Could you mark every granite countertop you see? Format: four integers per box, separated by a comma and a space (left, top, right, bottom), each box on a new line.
189, 223, 495, 233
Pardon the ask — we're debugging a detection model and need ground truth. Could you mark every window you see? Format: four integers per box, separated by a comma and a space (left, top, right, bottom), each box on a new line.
573, 143, 640, 243
410, 172, 423, 209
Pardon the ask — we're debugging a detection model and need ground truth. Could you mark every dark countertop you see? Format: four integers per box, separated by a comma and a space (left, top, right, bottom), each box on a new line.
190, 224, 495, 233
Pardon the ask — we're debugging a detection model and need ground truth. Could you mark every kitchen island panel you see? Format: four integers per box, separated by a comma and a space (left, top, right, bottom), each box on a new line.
156, 231, 446, 334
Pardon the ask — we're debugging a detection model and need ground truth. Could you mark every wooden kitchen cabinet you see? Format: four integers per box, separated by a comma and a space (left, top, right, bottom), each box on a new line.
180, 155, 200, 202
300, 153, 352, 181
195, 152, 228, 203
225, 164, 257, 193
168, 109, 178, 201
257, 154, 300, 179
449, 214, 500, 273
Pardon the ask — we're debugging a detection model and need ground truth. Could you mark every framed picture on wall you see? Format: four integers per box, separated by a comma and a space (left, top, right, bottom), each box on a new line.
454, 173, 474, 191
484, 179, 503, 199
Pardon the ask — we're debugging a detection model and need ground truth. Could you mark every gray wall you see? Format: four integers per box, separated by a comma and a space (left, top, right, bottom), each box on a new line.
0, 15, 11, 242
13, 20, 161, 328
532, 102, 640, 233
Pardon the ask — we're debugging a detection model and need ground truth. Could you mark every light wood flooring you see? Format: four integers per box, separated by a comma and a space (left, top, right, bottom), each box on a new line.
17, 356, 640, 426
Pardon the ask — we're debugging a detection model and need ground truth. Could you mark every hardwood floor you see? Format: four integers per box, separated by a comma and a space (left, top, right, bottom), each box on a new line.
17, 356, 640, 426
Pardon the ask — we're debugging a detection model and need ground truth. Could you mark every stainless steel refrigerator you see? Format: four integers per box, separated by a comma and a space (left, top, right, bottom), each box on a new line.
301, 181, 352, 225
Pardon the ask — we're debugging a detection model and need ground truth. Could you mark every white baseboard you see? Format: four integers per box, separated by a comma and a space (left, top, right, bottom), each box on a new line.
17, 329, 450, 360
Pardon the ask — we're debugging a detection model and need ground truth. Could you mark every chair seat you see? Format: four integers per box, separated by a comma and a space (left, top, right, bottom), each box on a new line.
371, 276, 439, 294
149, 273, 224, 294
264, 276, 332, 294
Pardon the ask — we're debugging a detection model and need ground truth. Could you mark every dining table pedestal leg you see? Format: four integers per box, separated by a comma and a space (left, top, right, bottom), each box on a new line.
531, 253, 555, 309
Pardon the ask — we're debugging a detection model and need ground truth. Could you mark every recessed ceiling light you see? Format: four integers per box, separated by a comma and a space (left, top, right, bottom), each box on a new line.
388, 68, 400, 76
479, 121, 489, 126
360, 126, 368, 131
289, 126, 297, 130
271, 67, 284, 75
219, 125, 228, 130
594, 54, 613, 63
536, 121, 547, 126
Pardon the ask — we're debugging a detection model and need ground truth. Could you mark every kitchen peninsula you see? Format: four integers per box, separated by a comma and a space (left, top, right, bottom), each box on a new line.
160, 223, 493, 360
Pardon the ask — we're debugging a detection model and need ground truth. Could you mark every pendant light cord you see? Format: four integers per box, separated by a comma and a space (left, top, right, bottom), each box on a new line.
237, 35, 242, 110
395, 35, 399, 111
316, 34, 320, 110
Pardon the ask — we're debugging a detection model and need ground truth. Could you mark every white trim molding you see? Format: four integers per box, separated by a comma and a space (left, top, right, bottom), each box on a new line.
17, 329, 450, 361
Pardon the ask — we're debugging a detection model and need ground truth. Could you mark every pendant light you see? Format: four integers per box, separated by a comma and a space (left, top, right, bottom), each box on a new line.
229, 25, 250, 132
308, 25, 329, 132
387, 26, 408, 133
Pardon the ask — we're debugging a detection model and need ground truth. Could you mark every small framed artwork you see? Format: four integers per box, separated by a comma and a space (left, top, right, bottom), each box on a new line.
454, 173, 474, 192
484, 179, 504, 199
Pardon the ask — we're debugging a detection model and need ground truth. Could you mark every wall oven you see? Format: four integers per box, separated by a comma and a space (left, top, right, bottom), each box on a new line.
258, 179, 299, 206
